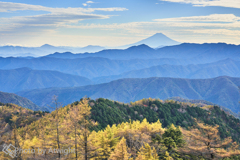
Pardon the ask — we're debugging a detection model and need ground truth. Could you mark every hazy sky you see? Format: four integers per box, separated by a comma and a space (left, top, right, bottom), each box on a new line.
0, 0, 240, 47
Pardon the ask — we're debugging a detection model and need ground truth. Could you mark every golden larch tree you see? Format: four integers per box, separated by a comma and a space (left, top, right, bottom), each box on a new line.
179, 120, 240, 159
109, 137, 131, 160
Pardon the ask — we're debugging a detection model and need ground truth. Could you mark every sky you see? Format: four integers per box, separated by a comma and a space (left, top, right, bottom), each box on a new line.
0, 0, 240, 47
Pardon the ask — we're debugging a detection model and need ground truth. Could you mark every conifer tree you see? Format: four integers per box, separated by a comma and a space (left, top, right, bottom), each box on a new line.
95, 133, 112, 159
135, 143, 158, 160
47, 96, 63, 159
1, 114, 23, 160
162, 124, 184, 159
163, 151, 173, 160
64, 102, 84, 160
78, 98, 98, 160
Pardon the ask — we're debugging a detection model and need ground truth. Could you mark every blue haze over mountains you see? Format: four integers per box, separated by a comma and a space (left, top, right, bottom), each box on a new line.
0, 33, 240, 113
0, 44, 105, 57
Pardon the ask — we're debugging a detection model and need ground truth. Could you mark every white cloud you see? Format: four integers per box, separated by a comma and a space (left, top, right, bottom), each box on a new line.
160, 0, 240, 9
67, 14, 240, 30
190, 29, 240, 36
0, 1, 127, 34
83, 1, 95, 7
0, 12, 108, 33
0, 2, 127, 13
86, 1, 95, 3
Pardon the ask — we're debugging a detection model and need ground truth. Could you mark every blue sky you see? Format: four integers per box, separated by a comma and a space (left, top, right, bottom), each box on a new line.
0, 0, 240, 47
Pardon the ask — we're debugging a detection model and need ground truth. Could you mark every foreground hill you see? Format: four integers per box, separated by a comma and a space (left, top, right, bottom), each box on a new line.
0, 102, 48, 130
88, 98, 240, 141
1, 98, 240, 159
0, 67, 92, 92
0, 91, 42, 111
17, 76, 240, 113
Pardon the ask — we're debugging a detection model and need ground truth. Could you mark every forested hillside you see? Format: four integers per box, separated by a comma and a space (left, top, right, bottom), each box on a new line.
88, 98, 240, 142
0, 102, 48, 130
1, 98, 240, 159
17, 76, 240, 113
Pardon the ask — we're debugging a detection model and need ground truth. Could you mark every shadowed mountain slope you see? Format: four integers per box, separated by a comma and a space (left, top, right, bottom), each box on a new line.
0, 67, 92, 92
92, 58, 240, 83
0, 57, 195, 78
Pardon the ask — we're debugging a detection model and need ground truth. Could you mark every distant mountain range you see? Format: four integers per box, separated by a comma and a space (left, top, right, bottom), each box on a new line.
1, 44, 240, 82
0, 56, 192, 79
45, 44, 156, 60
0, 91, 42, 111
42, 43, 240, 62
1, 40, 240, 114
1, 56, 240, 82
17, 76, 240, 113
0, 68, 92, 92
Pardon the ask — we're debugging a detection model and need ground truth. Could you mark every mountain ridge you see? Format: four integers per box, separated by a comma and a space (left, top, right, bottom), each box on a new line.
0, 91, 43, 111
92, 58, 240, 83
41, 43, 240, 62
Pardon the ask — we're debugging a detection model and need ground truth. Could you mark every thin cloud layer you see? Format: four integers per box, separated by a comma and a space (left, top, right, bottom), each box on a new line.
154, 14, 240, 23
160, 0, 240, 9
70, 14, 240, 44
74, 14, 240, 31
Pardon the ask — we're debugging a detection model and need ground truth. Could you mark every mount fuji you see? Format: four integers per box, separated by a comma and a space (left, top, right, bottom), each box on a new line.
120, 33, 180, 49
